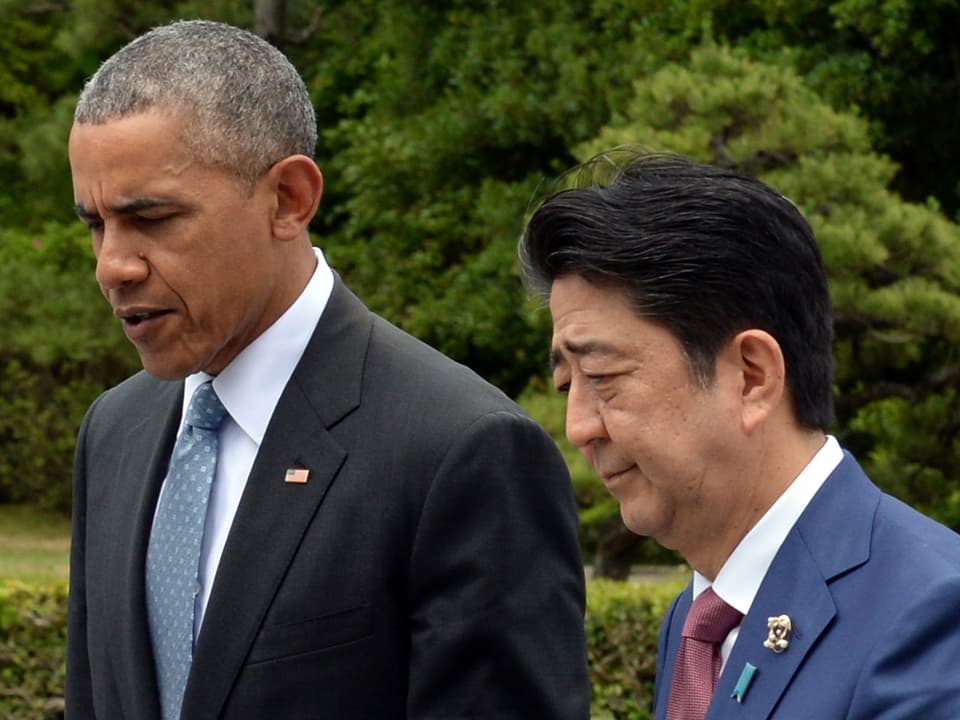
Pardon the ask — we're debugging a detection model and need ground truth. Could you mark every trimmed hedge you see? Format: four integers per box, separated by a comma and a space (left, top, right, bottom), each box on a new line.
0, 578, 685, 720
0, 582, 67, 719
587, 579, 683, 720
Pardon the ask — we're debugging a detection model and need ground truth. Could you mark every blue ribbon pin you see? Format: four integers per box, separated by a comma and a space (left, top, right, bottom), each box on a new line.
731, 662, 757, 704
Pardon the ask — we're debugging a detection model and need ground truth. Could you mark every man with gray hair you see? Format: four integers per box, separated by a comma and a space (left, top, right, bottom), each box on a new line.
67, 20, 590, 719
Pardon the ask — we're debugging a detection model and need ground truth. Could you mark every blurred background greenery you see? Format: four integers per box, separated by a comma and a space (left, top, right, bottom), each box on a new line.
1, 0, 959, 579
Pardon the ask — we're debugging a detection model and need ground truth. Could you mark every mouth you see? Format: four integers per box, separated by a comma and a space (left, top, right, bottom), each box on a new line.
600, 465, 635, 485
115, 308, 173, 335
121, 311, 168, 326
117, 310, 170, 327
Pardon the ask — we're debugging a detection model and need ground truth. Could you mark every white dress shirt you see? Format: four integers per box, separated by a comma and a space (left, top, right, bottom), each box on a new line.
692, 435, 844, 669
165, 247, 334, 637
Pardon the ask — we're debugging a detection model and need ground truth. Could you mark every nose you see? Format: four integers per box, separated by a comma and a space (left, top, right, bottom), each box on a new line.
565, 380, 607, 450
94, 224, 149, 291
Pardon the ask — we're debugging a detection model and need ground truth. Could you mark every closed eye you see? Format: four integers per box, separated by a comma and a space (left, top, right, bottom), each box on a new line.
82, 218, 104, 237
135, 213, 175, 226
586, 373, 612, 384
75, 204, 103, 233
584, 373, 619, 401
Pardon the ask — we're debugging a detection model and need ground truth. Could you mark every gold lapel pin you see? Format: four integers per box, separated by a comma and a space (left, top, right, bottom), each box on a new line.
763, 614, 792, 653
285, 468, 310, 484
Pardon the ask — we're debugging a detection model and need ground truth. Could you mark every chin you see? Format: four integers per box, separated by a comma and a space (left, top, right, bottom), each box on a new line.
619, 509, 650, 537
619, 503, 670, 543
138, 355, 197, 382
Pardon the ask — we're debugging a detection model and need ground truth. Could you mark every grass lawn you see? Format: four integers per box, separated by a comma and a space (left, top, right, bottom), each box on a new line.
0, 504, 70, 583
0, 502, 688, 588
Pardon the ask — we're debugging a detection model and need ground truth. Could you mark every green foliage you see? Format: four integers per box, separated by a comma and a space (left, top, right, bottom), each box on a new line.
0, 577, 683, 720
0, 223, 138, 511
579, 44, 960, 528
588, 579, 685, 720
827, 0, 953, 58
311, 0, 651, 394
670, 0, 960, 213
0, 1, 86, 228
0, 0, 256, 230
849, 392, 960, 529
0, 0, 956, 537
0, 581, 66, 719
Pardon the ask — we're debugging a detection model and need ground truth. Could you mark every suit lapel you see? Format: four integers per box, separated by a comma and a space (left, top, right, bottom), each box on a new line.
707, 454, 877, 720
657, 561, 837, 720
708, 539, 835, 719
104, 380, 182, 720
183, 280, 372, 719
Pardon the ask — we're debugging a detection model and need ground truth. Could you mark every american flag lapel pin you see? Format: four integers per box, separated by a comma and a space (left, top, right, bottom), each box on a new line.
285, 468, 310, 484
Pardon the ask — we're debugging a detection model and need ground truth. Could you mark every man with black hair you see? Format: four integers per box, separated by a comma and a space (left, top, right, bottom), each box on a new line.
521, 150, 960, 719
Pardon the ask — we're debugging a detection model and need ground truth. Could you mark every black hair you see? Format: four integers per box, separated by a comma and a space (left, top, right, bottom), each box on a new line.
520, 149, 834, 430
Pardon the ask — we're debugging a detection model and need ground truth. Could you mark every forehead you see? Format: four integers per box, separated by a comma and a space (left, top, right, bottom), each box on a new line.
551, 275, 637, 329
549, 277, 641, 356
69, 111, 237, 210
69, 109, 188, 161
548, 275, 692, 369
70, 112, 188, 182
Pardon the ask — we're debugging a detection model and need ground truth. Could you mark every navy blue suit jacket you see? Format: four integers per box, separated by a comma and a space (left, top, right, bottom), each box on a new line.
654, 452, 960, 719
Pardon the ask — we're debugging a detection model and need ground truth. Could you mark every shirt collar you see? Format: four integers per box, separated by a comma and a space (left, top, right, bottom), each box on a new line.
693, 435, 844, 613
182, 247, 334, 445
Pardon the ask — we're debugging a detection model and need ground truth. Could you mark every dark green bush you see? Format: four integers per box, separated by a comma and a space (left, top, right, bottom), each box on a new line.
0, 578, 684, 720
0, 224, 139, 512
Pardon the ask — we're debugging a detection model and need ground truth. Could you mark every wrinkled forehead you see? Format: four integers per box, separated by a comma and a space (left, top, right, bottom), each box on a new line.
68, 112, 203, 207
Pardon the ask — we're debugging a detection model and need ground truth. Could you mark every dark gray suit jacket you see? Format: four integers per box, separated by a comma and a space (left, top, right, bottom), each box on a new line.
67, 278, 590, 718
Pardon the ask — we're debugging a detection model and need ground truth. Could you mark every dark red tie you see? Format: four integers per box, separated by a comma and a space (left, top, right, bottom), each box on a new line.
665, 587, 743, 720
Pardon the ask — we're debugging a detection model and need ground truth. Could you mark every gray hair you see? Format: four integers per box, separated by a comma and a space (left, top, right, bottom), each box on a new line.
74, 19, 317, 189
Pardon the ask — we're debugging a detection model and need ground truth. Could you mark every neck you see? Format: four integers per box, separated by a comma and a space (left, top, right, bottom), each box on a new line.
686, 426, 827, 580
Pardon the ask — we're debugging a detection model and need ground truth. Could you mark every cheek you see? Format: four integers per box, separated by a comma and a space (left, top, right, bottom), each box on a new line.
685, 394, 739, 450
602, 404, 656, 446
194, 286, 241, 329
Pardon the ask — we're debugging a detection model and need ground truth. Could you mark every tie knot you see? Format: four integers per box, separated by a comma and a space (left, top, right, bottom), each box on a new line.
185, 382, 228, 431
683, 587, 742, 643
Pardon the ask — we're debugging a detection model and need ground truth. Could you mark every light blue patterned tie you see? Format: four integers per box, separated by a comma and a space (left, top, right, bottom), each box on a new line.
146, 382, 227, 720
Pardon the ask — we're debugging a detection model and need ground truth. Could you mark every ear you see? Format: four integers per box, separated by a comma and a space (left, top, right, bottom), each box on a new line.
266, 155, 323, 241
731, 329, 786, 434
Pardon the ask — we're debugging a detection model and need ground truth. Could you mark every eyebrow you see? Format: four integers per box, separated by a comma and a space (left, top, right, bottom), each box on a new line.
549, 339, 629, 371
74, 197, 180, 221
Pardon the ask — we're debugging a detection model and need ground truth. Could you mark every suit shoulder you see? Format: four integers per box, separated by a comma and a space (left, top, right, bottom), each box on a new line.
366, 314, 523, 417
875, 492, 960, 574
